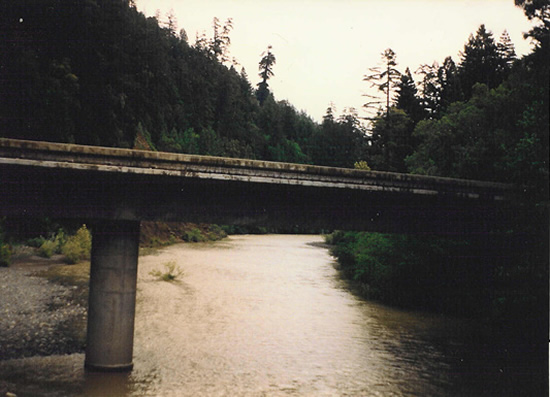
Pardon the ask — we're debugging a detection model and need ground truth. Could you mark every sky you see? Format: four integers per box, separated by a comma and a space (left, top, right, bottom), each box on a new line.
136, 0, 535, 122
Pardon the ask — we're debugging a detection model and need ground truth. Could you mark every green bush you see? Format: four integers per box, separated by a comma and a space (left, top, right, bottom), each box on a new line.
326, 231, 484, 315
149, 261, 184, 282
182, 228, 206, 242
0, 244, 12, 267
62, 225, 91, 264
0, 219, 12, 266
206, 224, 227, 240
39, 239, 57, 258
53, 229, 66, 254
27, 236, 46, 248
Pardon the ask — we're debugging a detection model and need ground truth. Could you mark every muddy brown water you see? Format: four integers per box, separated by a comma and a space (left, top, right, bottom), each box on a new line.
0, 235, 542, 396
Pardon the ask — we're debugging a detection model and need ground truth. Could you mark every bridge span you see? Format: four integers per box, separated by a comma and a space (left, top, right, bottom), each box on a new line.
0, 138, 521, 372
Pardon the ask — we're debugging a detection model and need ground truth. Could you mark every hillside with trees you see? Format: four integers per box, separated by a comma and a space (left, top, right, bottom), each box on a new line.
0, 0, 369, 169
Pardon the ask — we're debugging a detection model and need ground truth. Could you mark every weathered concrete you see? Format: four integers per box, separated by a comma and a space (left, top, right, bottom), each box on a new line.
85, 220, 140, 372
0, 138, 520, 234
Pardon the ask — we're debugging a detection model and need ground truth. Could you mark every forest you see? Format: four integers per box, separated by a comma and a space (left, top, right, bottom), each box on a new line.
0, 0, 547, 187
0, 0, 548, 329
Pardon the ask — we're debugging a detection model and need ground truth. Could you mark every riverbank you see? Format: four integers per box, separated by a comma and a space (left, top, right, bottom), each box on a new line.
0, 252, 88, 363
0, 224, 224, 362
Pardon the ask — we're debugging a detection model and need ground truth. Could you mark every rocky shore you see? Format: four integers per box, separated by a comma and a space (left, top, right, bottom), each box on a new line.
0, 255, 87, 361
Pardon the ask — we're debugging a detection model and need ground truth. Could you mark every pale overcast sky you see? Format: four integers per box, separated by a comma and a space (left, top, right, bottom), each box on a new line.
137, 0, 534, 122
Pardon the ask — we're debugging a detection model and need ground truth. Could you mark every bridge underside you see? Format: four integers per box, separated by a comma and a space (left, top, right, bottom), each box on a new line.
0, 163, 514, 235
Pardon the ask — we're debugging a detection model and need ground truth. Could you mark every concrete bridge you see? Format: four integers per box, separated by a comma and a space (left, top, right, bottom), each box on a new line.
0, 138, 521, 372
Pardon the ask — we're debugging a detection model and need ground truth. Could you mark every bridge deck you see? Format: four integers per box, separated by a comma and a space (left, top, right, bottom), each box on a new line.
0, 138, 519, 233
0, 138, 512, 199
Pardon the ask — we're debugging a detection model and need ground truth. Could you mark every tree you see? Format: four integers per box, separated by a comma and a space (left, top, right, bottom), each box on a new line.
416, 61, 441, 117
395, 67, 425, 124
310, 106, 367, 168
369, 107, 413, 172
363, 48, 401, 119
497, 30, 517, 70
515, 0, 550, 56
405, 81, 541, 182
438, 56, 463, 112
515, 0, 550, 19
256, 45, 276, 106
210, 17, 233, 64
458, 25, 505, 98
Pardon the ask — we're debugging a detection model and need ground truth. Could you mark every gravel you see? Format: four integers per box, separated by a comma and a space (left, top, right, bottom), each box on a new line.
0, 266, 87, 360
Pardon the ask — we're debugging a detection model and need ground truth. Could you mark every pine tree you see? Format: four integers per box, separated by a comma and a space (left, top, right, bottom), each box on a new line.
363, 48, 401, 119
256, 45, 276, 106
395, 67, 424, 124
438, 56, 462, 113
495, 30, 517, 83
458, 25, 503, 98
416, 61, 441, 117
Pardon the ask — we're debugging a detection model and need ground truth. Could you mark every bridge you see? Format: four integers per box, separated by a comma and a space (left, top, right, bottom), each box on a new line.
0, 138, 522, 372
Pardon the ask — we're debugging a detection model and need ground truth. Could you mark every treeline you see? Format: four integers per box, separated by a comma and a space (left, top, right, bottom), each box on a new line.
0, 0, 364, 168
326, 0, 548, 343
2, 0, 546, 186
367, 25, 548, 196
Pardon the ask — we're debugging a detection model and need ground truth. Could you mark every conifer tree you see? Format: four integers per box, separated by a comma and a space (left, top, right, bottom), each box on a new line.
256, 45, 276, 106
458, 25, 503, 98
395, 67, 424, 124
363, 48, 401, 119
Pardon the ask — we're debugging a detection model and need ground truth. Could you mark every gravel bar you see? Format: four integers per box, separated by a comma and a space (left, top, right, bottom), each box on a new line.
0, 266, 87, 360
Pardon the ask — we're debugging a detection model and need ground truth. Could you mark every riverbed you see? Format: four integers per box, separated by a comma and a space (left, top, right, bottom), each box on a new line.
0, 235, 544, 396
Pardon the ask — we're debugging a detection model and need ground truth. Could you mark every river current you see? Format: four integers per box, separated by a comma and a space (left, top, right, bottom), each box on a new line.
0, 235, 542, 396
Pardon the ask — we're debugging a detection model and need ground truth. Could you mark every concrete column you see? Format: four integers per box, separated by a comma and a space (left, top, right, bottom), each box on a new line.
85, 220, 140, 372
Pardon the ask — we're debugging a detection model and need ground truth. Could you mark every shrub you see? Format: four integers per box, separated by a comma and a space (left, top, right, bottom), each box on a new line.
39, 239, 57, 258
149, 261, 184, 282
206, 224, 227, 240
354, 160, 371, 170
53, 229, 66, 254
27, 236, 46, 248
0, 244, 12, 267
62, 225, 91, 264
182, 228, 205, 242
0, 219, 12, 266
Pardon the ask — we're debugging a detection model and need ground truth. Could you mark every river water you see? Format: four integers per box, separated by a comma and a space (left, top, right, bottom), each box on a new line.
0, 235, 543, 396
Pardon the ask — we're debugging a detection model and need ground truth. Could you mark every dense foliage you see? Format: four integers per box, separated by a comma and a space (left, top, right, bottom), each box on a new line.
328, 231, 484, 315
328, 0, 548, 340
0, 0, 368, 168
327, 230, 546, 324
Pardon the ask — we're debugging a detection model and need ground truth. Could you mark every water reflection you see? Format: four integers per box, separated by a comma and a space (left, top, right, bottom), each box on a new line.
84, 372, 130, 397
0, 235, 541, 396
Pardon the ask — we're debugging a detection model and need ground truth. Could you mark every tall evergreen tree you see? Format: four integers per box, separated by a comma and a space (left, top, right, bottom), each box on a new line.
497, 30, 517, 69
458, 25, 504, 98
416, 61, 441, 118
395, 67, 425, 124
256, 45, 276, 106
369, 108, 413, 172
438, 56, 463, 113
210, 17, 233, 65
363, 48, 401, 119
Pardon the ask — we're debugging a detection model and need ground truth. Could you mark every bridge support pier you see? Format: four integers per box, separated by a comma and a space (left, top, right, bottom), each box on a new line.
85, 220, 140, 372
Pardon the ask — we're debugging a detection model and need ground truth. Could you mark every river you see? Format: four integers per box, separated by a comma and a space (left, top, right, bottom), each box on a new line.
0, 235, 542, 396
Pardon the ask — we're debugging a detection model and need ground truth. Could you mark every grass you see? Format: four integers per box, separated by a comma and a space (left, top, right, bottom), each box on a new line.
149, 261, 184, 282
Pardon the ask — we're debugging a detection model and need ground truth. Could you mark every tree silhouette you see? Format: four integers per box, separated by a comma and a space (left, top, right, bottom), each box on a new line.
256, 45, 276, 106
363, 48, 401, 119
